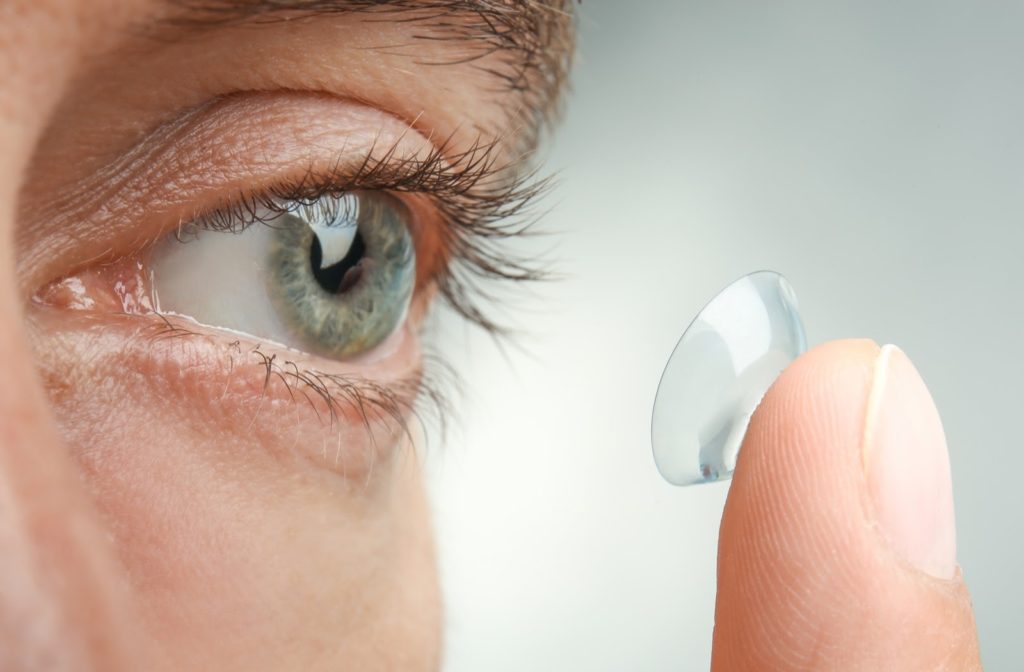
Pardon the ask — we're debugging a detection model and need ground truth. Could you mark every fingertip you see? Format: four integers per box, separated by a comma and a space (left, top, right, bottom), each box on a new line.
723, 338, 881, 545
712, 338, 981, 671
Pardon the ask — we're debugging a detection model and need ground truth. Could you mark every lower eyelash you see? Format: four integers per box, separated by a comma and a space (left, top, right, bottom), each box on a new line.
148, 313, 453, 446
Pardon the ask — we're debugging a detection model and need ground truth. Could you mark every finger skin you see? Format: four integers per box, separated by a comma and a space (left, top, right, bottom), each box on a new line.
712, 339, 982, 672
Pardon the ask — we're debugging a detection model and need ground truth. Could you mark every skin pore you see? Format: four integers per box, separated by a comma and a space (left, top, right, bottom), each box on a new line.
0, 1, 571, 670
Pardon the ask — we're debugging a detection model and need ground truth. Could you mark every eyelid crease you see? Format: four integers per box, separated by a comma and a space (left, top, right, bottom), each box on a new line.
159, 0, 577, 150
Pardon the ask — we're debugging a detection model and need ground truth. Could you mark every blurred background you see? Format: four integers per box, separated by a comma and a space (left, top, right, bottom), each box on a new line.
426, 1, 1023, 669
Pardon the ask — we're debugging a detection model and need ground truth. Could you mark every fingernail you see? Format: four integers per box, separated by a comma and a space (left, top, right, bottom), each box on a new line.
862, 344, 958, 579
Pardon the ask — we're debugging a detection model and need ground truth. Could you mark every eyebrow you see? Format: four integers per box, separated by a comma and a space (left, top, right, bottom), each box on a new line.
166, 0, 576, 146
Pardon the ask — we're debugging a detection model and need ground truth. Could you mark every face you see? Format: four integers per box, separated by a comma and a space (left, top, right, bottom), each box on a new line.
0, 2, 573, 670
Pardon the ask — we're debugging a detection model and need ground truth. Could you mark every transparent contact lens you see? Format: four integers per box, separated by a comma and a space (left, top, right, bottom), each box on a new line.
651, 271, 807, 486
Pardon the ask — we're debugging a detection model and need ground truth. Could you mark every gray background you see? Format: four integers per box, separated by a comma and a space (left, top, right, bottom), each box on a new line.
428, 1, 1023, 669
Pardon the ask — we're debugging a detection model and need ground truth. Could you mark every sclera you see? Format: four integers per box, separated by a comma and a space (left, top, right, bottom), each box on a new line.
651, 271, 807, 486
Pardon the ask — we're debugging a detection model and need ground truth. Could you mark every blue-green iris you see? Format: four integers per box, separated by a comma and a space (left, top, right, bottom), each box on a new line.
266, 192, 415, 359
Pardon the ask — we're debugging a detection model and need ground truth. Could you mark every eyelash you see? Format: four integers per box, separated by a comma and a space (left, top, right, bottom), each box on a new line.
150, 136, 547, 443
142, 313, 455, 451
183, 136, 550, 335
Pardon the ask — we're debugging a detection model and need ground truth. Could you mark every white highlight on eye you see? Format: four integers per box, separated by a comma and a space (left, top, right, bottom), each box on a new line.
311, 221, 356, 269
289, 194, 359, 269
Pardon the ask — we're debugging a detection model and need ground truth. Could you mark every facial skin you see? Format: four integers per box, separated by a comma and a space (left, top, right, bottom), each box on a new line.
0, 1, 571, 670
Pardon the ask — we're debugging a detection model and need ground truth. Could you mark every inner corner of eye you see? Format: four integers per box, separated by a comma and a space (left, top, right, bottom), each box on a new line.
147, 190, 419, 361
33, 253, 155, 316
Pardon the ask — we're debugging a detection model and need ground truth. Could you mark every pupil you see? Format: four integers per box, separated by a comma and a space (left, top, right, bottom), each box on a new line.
310, 230, 366, 294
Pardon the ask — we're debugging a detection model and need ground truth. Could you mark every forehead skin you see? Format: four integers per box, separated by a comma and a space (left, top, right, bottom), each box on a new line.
0, 0, 573, 159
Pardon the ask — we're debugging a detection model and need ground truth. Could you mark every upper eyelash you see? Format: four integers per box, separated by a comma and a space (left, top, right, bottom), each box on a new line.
183, 134, 553, 336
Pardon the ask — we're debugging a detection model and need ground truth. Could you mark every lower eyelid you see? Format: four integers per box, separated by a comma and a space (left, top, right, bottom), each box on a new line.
29, 296, 430, 479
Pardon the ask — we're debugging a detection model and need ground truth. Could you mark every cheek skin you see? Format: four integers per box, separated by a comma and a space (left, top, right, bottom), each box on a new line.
35, 328, 442, 671
28, 267, 442, 670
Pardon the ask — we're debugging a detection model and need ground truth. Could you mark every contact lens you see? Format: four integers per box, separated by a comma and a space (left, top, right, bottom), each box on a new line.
651, 271, 806, 486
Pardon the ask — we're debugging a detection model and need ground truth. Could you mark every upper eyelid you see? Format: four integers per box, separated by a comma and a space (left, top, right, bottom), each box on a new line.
25, 90, 550, 337
172, 114, 524, 244
19, 93, 470, 286
30, 5, 572, 225
67, 90, 524, 233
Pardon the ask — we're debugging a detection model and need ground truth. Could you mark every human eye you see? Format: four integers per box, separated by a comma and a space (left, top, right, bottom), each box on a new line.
154, 190, 416, 362
30, 93, 545, 472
